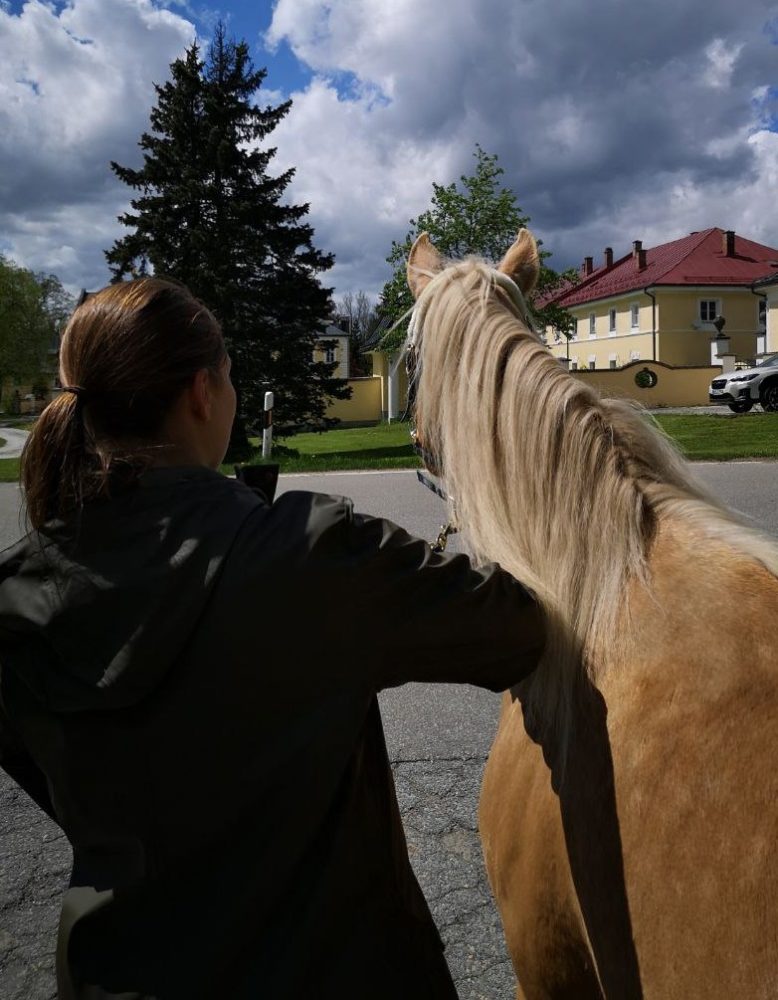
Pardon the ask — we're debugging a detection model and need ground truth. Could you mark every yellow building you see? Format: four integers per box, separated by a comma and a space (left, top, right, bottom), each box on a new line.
544, 228, 778, 371
312, 323, 351, 378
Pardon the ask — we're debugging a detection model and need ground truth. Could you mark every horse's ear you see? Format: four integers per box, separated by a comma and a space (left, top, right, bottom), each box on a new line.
498, 228, 540, 295
407, 232, 444, 300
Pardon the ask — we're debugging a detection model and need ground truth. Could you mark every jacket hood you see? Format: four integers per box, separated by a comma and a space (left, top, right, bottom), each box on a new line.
0, 467, 262, 713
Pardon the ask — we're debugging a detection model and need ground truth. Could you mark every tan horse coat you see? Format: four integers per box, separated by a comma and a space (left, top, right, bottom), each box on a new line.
406, 232, 778, 998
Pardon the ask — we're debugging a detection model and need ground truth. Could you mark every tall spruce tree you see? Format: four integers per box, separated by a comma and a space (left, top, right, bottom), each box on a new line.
106, 25, 348, 446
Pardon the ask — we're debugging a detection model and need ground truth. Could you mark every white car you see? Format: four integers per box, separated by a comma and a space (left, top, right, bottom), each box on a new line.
709, 354, 778, 413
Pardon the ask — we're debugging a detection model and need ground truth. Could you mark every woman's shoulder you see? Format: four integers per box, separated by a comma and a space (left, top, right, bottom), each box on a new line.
235, 489, 355, 551
271, 489, 354, 522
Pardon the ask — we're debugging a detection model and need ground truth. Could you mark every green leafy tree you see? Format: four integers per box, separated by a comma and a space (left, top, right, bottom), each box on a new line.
106, 24, 348, 447
380, 145, 577, 349
0, 256, 56, 402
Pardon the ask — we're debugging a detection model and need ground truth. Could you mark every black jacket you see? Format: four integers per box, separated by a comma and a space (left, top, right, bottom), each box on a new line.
0, 466, 544, 999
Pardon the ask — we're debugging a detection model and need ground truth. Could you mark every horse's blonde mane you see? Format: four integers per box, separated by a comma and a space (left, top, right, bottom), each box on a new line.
410, 258, 778, 739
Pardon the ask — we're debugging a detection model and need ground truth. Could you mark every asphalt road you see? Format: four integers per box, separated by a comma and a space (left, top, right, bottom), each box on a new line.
0, 429, 29, 460
1, 462, 777, 999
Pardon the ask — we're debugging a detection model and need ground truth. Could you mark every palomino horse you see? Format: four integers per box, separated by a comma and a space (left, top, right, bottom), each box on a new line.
405, 230, 778, 999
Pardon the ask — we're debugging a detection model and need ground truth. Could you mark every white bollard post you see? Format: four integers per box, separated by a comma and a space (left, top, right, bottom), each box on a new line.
262, 391, 274, 458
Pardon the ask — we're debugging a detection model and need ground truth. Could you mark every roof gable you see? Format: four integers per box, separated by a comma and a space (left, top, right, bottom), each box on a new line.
554, 228, 778, 308
316, 323, 350, 340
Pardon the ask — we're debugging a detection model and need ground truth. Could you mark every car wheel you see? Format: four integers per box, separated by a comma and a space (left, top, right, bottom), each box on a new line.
728, 400, 754, 413
760, 383, 778, 412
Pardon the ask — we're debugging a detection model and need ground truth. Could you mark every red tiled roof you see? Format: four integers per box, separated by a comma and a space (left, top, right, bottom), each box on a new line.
551, 228, 778, 308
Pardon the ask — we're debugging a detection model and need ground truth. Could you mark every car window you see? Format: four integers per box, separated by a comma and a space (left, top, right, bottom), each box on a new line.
756, 355, 778, 368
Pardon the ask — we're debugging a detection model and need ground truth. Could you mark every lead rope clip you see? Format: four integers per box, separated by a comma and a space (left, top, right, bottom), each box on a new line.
431, 521, 458, 553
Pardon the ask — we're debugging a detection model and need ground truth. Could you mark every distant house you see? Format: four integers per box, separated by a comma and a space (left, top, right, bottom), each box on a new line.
542, 228, 778, 371
1, 325, 62, 415
313, 322, 351, 378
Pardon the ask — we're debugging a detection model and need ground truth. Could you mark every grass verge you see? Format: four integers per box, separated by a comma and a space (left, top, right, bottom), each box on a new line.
0, 414, 775, 485
225, 422, 421, 475
0, 459, 20, 483
652, 413, 778, 460
226, 414, 778, 472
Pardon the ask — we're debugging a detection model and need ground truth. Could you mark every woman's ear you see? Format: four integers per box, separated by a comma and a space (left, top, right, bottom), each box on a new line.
188, 369, 213, 421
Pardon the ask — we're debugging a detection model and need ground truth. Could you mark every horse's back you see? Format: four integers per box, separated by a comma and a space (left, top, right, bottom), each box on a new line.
482, 522, 778, 998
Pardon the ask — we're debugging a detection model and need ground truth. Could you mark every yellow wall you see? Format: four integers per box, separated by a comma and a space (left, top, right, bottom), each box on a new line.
655, 290, 761, 365
369, 352, 409, 414
573, 361, 721, 406
551, 293, 655, 368
657, 289, 763, 334
567, 294, 653, 340
325, 377, 383, 423
339, 353, 722, 415
549, 332, 655, 369
656, 329, 755, 366
548, 286, 764, 368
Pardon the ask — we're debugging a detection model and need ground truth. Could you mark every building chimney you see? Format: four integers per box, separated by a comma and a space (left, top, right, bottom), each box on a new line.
603, 247, 613, 269
633, 240, 646, 270
582, 256, 593, 276
723, 230, 735, 257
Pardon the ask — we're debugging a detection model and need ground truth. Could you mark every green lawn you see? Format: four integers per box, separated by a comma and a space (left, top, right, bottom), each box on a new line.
227, 422, 421, 475
228, 413, 778, 472
0, 414, 775, 485
0, 418, 37, 431
652, 413, 778, 460
0, 458, 20, 482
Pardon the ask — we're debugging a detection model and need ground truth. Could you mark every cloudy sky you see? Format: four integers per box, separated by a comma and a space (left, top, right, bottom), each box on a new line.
1, 0, 777, 304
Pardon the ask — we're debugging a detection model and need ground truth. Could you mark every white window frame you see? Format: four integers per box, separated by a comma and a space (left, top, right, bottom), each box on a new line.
608, 308, 617, 334
570, 357, 579, 371
758, 298, 767, 329
630, 303, 640, 329
699, 299, 718, 323
588, 313, 597, 339
630, 349, 640, 361
608, 352, 618, 370
588, 355, 596, 370
325, 345, 336, 364
570, 319, 578, 341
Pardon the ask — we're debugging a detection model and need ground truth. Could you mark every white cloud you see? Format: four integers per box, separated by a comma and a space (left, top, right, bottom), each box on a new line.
543, 129, 778, 269
265, 0, 778, 293
267, 77, 457, 297
0, 0, 195, 288
702, 38, 744, 90
1, 0, 777, 305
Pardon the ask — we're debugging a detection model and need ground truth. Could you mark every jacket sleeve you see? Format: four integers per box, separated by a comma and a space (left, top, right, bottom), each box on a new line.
0, 666, 57, 820
344, 509, 545, 692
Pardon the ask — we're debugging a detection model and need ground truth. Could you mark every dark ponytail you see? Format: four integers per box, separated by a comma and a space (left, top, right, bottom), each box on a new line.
21, 278, 225, 529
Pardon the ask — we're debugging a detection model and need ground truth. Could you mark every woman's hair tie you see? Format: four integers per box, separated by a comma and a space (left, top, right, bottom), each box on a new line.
61, 385, 87, 399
